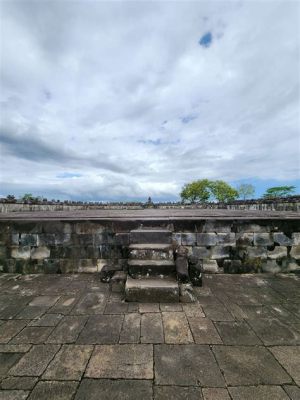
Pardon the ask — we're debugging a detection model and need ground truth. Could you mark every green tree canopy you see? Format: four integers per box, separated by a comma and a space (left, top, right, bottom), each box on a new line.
180, 179, 239, 203
209, 180, 239, 203
180, 179, 211, 203
262, 186, 296, 198
237, 184, 255, 200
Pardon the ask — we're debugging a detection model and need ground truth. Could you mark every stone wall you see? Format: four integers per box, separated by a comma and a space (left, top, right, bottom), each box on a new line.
0, 219, 299, 275
1, 197, 299, 213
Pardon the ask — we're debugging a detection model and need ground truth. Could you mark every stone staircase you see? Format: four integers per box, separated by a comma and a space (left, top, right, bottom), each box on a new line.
125, 228, 179, 302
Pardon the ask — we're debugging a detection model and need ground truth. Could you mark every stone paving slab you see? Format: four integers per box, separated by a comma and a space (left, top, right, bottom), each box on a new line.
0, 273, 299, 399
85, 344, 153, 379
75, 379, 153, 400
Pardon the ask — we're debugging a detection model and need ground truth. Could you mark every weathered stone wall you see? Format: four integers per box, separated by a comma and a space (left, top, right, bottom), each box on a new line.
0, 219, 299, 274
1, 197, 299, 213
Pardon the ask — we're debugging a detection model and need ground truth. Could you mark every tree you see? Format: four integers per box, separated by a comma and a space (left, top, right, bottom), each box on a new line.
180, 179, 211, 203
237, 184, 255, 200
21, 193, 34, 202
263, 186, 296, 198
6, 194, 16, 202
209, 180, 239, 203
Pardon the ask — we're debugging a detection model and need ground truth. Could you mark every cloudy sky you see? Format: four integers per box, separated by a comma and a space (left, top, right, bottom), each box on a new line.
0, 0, 299, 201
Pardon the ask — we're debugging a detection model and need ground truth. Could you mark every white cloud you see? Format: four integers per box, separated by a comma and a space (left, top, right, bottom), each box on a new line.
0, 0, 299, 200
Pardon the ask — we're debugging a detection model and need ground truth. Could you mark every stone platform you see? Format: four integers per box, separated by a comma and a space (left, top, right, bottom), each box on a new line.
0, 208, 299, 220
0, 273, 299, 399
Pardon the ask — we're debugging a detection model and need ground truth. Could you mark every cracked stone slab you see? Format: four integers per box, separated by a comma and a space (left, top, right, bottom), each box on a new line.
154, 386, 202, 399
75, 379, 153, 400
187, 317, 222, 344
0, 321, 28, 344
29, 296, 60, 307
9, 344, 60, 376
228, 385, 290, 400
43, 345, 93, 381
119, 313, 140, 344
1, 377, 38, 390
141, 313, 164, 344
85, 344, 153, 379
155, 344, 225, 387
0, 352, 23, 376
247, 318, 300, 345
215, 321, 261, 345
29, 313, 63, 327
47, 316, 87, 344
0, 390, 29, 400
213, 345, 293, 386
76, 315, 123, 344
202, 388, 231, 400
28, 381, 78, 400
270, 346, 300, 385
283, 385, 300, 400
71, 293, 106, 315
12, 326, 54, 344
162, 312, 193, 344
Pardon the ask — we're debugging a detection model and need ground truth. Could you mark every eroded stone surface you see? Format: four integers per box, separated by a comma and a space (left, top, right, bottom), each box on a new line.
213, 345, 292, 385
155, 344, 225, 387
43, 345, 93, 381
75, 379, 153, 400
85, 344, 153, 379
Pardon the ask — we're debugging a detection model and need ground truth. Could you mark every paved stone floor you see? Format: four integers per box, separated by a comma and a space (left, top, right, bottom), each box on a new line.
0, 273, 299, 399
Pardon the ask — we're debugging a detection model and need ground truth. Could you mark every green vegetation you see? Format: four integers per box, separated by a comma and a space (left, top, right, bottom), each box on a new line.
262, 186, 296, 198
237, 184, 255, 200
180, 179, 211, 203
180, 179, 238, 203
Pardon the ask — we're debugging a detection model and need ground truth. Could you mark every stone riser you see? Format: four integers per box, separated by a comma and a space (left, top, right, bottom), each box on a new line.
129, 248, 173, 261
125, 277, 179, 302
130, 230, 172, 245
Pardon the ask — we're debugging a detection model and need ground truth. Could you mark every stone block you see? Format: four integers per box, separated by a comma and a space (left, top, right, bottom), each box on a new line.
236, 232, 254, 246
11, 246, 31, 259
210, 246, 230, 259
273, 232, 292, 246
175, 256, 189, 283
262, 259, 281, 273
172, 233, 181, 246
253, 233, 273, 246
20, 234, 38, 246
216, 233, 236, 246
99, 263, 121, 282
181, 233, 196, 246
192, 246, 210, 258
268, 246, 287, 259
30, 246, 50, 260
99, 244, 112, 258
284, 260, 300, 273
11, 233, 20, 245
197, 233, 218, 246
223, 259, 242, 273
115, 233, 129, 246
179, 283, 197, 302
78, 259, 97, 273
237, 223, 270, 233
292, 232, 300, 245
110, 271, 127, 293
203, 221, 232, 233
246, 246, 267, 259
290, 245, 300, 259
74, 222, 105, 234
203, 259, 219, 273
188, 259, 203, 286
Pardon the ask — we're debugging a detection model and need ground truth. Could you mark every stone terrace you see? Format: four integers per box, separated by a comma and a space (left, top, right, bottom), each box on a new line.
0, 273, 299, 399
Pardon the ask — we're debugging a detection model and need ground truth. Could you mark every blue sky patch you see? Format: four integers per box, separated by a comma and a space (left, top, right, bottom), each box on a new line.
199, 32, 212, 48
57, 172, 82, 179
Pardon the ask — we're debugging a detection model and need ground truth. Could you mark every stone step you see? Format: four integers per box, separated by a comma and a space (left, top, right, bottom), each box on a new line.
125, 276, 179, 302
129, 244, 173, 261
130, 229, 172, 244
128, 259, 176, 277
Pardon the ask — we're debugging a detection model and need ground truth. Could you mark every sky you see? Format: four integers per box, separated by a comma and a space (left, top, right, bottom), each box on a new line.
0, 0, 299, 201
